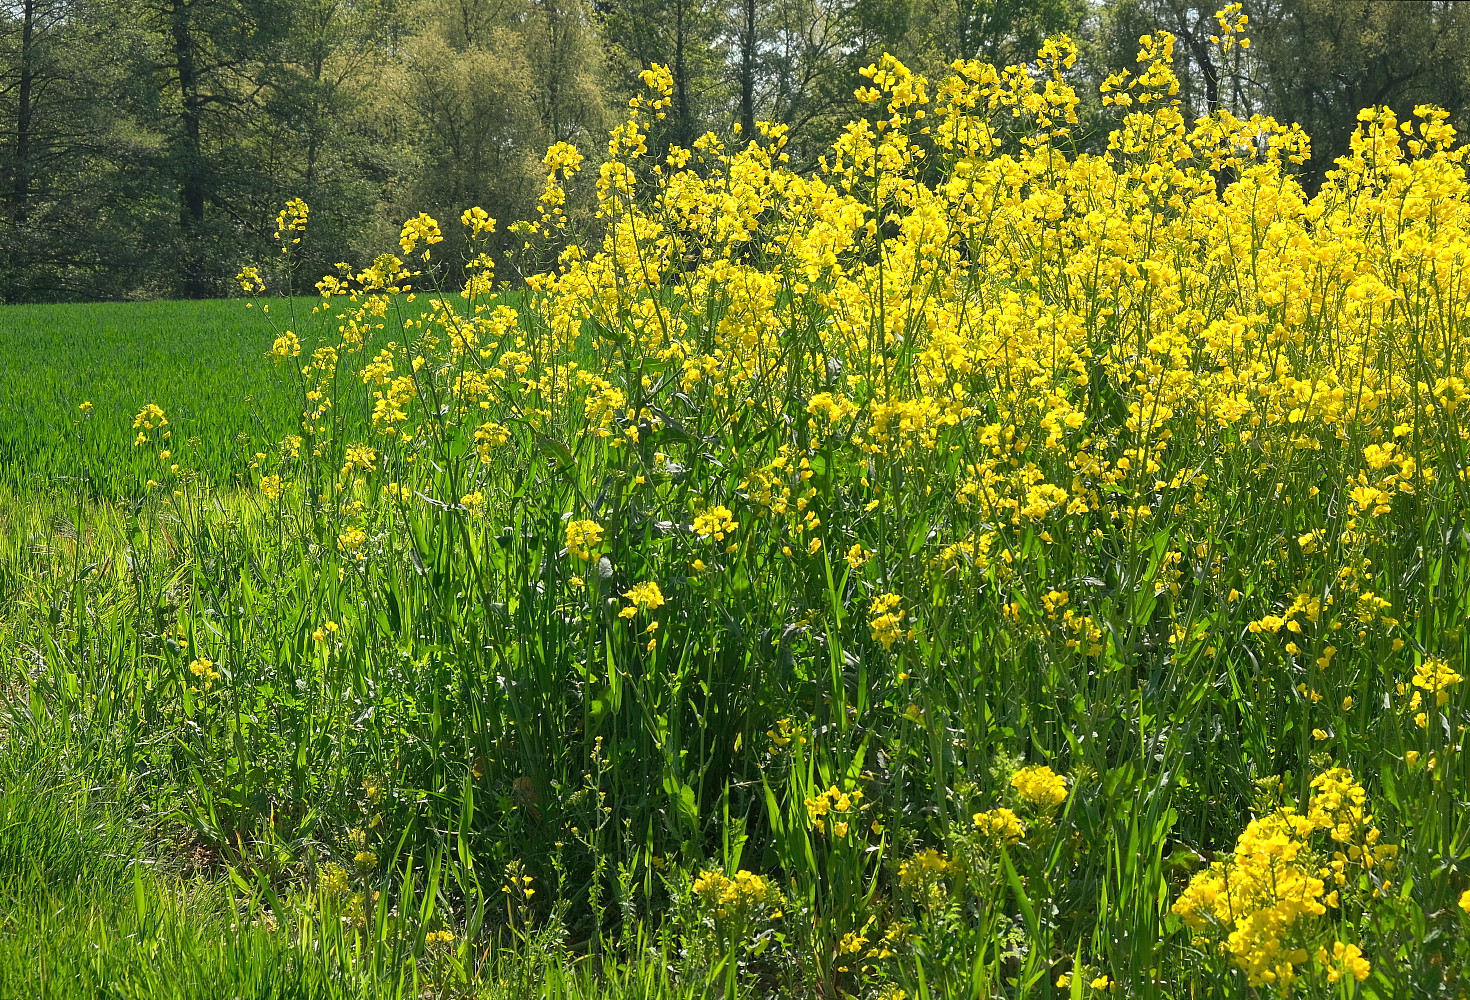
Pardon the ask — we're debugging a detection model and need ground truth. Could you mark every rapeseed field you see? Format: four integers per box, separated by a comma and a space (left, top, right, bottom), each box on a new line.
2, 12, 1468, 998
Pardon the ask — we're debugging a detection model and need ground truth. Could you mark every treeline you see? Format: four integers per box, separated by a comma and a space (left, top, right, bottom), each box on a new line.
1, 0, 1467, 301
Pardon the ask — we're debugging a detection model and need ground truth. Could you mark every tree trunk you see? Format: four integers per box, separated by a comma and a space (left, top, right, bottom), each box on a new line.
673, 0, 689, 149
169, 0, 209, 297
738, 0, 755, 139
12, 0, 36, 227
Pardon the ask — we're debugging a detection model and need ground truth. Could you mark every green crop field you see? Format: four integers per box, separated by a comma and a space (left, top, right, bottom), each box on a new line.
1, 299, 301, 492
3, 46, 1470, 1000
0, 298, 423, 497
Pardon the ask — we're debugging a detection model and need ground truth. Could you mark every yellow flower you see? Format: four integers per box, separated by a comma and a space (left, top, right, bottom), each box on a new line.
132, 403, 167, 442
188, 657, 221, 690
341, 444, 376, 475
319, 862, 350, 897
621, 581, 666, 617
1412, 657, 1462, 707
565, 519, 604, 560
460, 206, 496, 235
972, 807, 1025, 844
474, 421, 510, 461
692, 505, 738, 541
236, 265, 265, 293
273, 198, 309, 247
804, 785, 862, 830
1175, 768, 1390, 987
337, 527, 367, 553
898, 849, 950, 887
1317, 941, 1370, 983
1011, 765, 1068, 809
398, 212, 443, 259
691, 868, 780, 924
1459, 889, 1470, 912
271, 331, 301, 357
869, 593, 904, 650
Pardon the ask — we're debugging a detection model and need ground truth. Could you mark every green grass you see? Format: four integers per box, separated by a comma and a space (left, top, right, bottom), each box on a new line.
0, 295, 742, 1000
0, 299, 305, 496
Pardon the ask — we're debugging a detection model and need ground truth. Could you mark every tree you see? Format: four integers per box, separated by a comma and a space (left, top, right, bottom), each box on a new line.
386, 0, 610, 271
725, 0, 859, 157
135, 0, 301, 295
1098, 1, 1470, 188
250, 0, 411, 286
931, 0, 1088, 67
0, 0, 171, 300
523, 0, 609, 145
1097, 0, 1233, 118
600, 0, 726, 151
1249, 0, 1470, 186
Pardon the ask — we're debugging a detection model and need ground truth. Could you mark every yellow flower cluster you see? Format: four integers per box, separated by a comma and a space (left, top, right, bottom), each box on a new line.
398, 213, 443, 260
319, 862, 351, 897
236, 265, 265, 293
460, 205, 496, 236
564, 519, 604, 561
766, 717, 807, 749
1412, 657, 1463, 707
691, 505, 737, 542
337, 527, 367, 554
1316, 941, 1370, 985
473, 421, 510, 463
271, 330, 301, 358
869, 593, 905, 651
971, 807, 1025, 845
805, 785, 864, 837
691, 868, 782, 923
620, 581, 665, 617
1173, 768, 1392, 988
131, 403, 167, 446
188, 656, 220, 691
897, 848, 950, 888
1010, 765, 1068, 809
274, 197, 309, 250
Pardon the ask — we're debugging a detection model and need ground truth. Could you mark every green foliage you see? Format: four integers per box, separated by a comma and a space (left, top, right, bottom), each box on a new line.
0, 299, 330, 494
